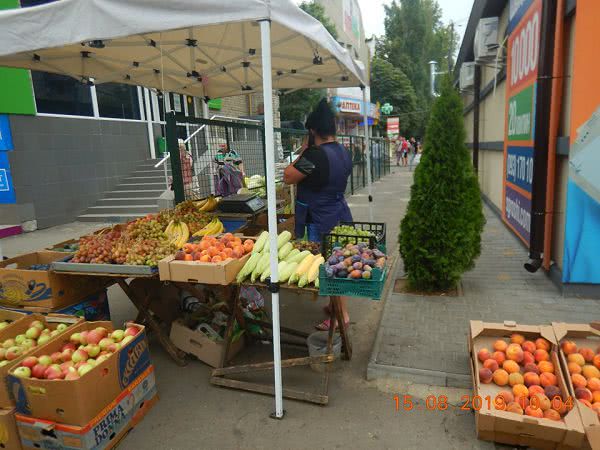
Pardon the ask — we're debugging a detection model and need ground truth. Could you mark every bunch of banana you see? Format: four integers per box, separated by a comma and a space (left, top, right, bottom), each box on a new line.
165, 220, 190, 248
192, 217, 224, 237
196, 195, 219, 212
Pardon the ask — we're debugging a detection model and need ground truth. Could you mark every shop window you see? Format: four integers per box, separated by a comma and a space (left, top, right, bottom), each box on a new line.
95, 83, 141, 120
31, 71, 94, 116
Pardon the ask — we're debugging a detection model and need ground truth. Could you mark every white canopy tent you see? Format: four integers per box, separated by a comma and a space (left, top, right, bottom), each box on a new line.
0, 0, 371, 418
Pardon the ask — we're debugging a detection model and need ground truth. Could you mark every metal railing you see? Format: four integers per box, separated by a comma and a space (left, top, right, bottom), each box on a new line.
165, 112, 391, 204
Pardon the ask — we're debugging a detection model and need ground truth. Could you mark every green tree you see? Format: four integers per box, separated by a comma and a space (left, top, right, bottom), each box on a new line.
399, 77, 484, 291
378, 0, 459, 135
279, 1, 337, 122
370, 56, 417, 135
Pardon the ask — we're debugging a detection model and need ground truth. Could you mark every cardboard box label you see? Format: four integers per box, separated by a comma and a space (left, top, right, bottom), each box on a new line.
117, 334, 151, 390
16, 367, 156, 450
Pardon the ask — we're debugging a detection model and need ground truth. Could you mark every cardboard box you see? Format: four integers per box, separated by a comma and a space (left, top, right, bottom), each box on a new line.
0, 314, 83, 408
254, 213, 295, 237
170, 319, 244, 368
469, 321, 585, 449
0, 252, 106, 309
553, 322, 600, 449
7, 321, 151, 426
0, 408, 22, 450
16, 365, 157, 450
158, 253, 250, 285
0, 290, 111, 322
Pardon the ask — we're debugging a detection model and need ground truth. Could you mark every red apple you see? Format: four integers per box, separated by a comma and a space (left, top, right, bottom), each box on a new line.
38, 355, 52, 366
69, 333, 82, 345
61, 348, 74, 362
95, 327, 108, 339
61, 343, 77, 352
99, 338, 114, 351
51, 352, 62, 364
85, 330, 102, 345
125, 326, 139, 337
60, 361, 74, 372
5, 346, 22, 361
85, 345, 100, 358
111, 330, 125, 342
36, 335, 51, 346
44, 364, 63, 380
21, 356, 38, 369
25, 327, 41, 340
71, 349, 88, 363
65, 368, 80, 380
13, 366, 31, 378
30, 320, 45, 331
77, 363, 94, 377
79, 331, 89, 345
107, 342, 121, 353
31, 363, 47, 379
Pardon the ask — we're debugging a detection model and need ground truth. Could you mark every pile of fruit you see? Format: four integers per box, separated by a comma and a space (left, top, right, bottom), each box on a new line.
477, 335, 569, 420
323, 244, 386, 280
560, 339, 600, 417
157, 198, 217, 234
174, 233, 254, 263
236, 231, 324, 288
293, 240, 321, 255
329, 225, 375, 247
0, 320, 71, 368
73, 220, 175, 266
11, 325, 140, 380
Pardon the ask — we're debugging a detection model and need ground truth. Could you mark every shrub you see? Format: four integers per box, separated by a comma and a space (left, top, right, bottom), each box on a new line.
399, 77, 485, 291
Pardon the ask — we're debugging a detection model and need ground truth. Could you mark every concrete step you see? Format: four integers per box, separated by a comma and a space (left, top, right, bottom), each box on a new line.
97, 198, 159, 206
115, 182, 167, 190
77, 213, 146, 223
104, 190, 165, 198
132, 169, 172, 176
121, 176, 168, 183
84, 205, 159, 214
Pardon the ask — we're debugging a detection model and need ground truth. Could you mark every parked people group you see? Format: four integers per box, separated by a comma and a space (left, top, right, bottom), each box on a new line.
394, 136, 421, 168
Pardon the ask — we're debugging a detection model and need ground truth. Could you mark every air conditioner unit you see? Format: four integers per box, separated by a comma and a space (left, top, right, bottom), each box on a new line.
460, 63, 475, 90
474, 17, 499, 62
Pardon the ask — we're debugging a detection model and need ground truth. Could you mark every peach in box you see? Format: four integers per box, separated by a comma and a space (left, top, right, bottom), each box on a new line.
469, 320, 585, 449
6, 321, 151, 426
553, 322, 600, 449
158, 252, 251, 285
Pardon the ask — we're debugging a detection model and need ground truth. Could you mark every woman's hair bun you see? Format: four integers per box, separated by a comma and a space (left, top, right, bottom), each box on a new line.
305, 98, 336, 138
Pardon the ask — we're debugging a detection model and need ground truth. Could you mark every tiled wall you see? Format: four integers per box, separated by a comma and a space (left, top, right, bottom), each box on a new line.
4, 115, 151, 228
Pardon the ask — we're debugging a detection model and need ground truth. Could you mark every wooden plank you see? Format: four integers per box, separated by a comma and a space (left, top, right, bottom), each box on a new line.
210, 377, 329, 405
332, 296, 352, 361
219, 285, 240, 368
244, 317, 310, 339
211, 355, 334, 377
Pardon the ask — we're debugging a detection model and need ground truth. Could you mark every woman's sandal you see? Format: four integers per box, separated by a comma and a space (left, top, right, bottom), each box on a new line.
315, 318, 350, 331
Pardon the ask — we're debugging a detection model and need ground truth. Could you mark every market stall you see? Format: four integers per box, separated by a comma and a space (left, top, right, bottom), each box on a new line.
0, 0, 376, 421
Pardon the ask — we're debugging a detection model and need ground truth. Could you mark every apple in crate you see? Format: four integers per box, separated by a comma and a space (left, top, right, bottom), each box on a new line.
25, 326, 41, 340
71, 349, 89, 363
2, 339, 16, 349
65, 367, 80, 380
5, 347, 22, 361
38, 355, 52, 366
21, 339, 36, 350
13, 367, 31, 378
37, 335, 52, 346
85, 345, 101, 358
111, 330, 125, 342
51, 352, 62, 363
30, 320, 44, 331
21, 356, 38, 369
31, 364, 46, 379
125, 326, 139, 337
44, 364, 63, 380
77, 363, 94, 377
56, 323, 68, 332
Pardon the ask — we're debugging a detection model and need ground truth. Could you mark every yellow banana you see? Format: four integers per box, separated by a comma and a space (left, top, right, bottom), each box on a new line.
175, 222, 190, 248
194, 198, 208, 209
199, 196, 217, 212
192, 218, 220, 237
164, 220, 176, 237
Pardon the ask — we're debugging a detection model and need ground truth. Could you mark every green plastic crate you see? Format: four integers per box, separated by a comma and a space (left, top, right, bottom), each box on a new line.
318, 265, 387, 300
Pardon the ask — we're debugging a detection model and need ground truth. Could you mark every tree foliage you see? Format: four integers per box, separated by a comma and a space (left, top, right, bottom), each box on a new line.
399, 77, 485, 291
374, 0, 459, 136
279, 1, 337, 123
370, 57, 417, 135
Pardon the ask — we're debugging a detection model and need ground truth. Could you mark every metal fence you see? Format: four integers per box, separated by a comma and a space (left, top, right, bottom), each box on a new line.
166, 112, 391, 203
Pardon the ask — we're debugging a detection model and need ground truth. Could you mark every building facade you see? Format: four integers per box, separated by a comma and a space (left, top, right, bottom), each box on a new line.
457, 0, 600, 294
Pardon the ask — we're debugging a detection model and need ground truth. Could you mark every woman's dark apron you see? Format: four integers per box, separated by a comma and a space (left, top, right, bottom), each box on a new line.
295, 142, 353, 240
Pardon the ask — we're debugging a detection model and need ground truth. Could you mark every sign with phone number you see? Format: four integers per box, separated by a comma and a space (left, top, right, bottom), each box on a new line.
502, 0, 542, 247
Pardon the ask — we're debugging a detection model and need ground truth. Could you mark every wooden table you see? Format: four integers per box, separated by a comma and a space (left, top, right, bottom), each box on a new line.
209, 282, 352, 407
50, 270, 188, 366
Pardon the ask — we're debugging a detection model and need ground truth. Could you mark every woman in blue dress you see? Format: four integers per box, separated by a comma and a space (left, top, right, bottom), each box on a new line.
283, 99, 353, 330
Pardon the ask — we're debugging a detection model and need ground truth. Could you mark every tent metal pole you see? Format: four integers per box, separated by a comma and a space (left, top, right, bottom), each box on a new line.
259, 18, 285, 420
362, 87, 373, 222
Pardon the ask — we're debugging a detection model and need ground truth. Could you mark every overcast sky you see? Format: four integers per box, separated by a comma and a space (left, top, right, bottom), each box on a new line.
359, 0, 474, 41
